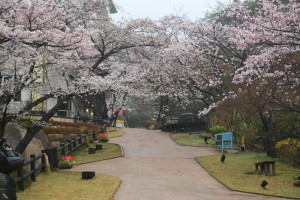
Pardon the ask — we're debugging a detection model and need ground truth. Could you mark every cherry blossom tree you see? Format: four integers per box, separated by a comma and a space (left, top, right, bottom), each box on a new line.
0, 0, 172, 153
0, 0, 91, 137
129, 0, 300, 157
218, 0, 300, 156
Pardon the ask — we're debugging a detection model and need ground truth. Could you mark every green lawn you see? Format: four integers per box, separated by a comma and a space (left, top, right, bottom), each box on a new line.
18, 142, 123, 199
107, 127, 124, 138
171, 132, 215, 147
196, 152, 300, 199
72, 143, 123, 164
17, 171, 121, 200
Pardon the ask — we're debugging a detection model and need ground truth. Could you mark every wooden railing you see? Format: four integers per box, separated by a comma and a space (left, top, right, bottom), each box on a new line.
14, 131, 99, 191
15, 153, 45, 191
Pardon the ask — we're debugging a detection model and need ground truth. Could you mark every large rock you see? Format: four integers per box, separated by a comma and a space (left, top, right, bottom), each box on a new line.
4, 123, 49, 161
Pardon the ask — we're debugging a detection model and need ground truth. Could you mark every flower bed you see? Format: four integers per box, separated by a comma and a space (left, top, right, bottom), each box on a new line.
98, 133, 109, 143
58, 155, 76, 169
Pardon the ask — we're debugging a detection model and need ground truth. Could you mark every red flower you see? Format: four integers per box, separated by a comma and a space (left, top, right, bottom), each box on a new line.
98, 133, 108, 138
59, 155, 74, 162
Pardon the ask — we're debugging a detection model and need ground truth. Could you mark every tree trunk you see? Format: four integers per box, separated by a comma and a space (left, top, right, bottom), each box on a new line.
15, 96, 70, 154
258, 110, 277, 157
93, 92, 108, 121
0, 121, 5, 139
156, 96, 163, 123
0, 94, 53, 138
0, 101, 10, 138
156, 96, 168, 124
265, 132, 277, 157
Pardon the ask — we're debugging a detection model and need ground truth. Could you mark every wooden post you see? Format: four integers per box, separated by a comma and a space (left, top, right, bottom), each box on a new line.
272, 163, 275, 175
41, 150, 45, 171
60, 143, 65, 155
30, 154, 36, 181
266, 163, 270, 175
52, 147, 58, 168
17, 167, 24, 191
44, 148, 54, 167
92, 131, 96, 141
255, 163, 259, 171
78, 134, 82, 145
67, 139, 72, 152
72, 137, 77, 150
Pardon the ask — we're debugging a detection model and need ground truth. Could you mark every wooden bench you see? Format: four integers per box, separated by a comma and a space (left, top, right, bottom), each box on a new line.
255, 161, 275, 175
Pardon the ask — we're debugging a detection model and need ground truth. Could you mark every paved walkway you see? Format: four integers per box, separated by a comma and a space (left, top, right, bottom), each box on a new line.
74, 128, 288, 200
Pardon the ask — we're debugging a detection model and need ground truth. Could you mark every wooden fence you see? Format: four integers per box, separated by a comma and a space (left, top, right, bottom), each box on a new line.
14, 131, 99, 191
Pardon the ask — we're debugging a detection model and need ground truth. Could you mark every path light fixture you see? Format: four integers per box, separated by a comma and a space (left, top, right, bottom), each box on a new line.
204, 136, 209, 144
221, 154, 225, 163
261, 180, 268, 189
241, 145, 245, 152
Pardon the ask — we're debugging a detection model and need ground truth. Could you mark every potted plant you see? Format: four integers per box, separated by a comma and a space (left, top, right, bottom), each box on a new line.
145, 120, 158, 130
98, 133, 109, 143
58, 155, 76, 169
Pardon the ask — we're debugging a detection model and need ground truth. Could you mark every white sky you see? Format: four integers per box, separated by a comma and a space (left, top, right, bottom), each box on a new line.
112, 0, 231, 21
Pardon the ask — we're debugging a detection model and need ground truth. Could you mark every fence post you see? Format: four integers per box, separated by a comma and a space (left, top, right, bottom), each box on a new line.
67, 139, 72, 152
30, 154, 36, 182
92, 131, 96, 141
44, 148, 58, 168
72, 137, 77, 150
17, 167, 24, 191
78, 134, 82, 145
52, 147, 58, 168
41, 150, 45, 171
60, 143, 65, 155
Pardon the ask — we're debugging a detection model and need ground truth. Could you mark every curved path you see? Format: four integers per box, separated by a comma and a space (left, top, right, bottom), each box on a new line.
74, 128, 288, 200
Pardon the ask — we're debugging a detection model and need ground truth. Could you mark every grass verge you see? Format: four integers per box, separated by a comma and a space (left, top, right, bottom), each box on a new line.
17, 171, 121, 200
171, 132, 215, 147
107, 128, 124, 138
72, 143, 123, 164
196, 152, 300, 199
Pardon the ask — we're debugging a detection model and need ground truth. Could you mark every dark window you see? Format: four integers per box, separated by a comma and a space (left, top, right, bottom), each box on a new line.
13, 92, 21, 101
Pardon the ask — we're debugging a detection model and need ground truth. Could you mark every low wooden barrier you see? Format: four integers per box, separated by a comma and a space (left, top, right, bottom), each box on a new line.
15, 154, 45, 191
14, 130, 99, 191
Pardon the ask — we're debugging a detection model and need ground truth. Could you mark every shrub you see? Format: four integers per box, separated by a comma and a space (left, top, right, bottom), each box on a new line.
276, 138, 300, 166
42, 126, 82, 135
49, 120, 101, 131
209, 125, 226, 135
